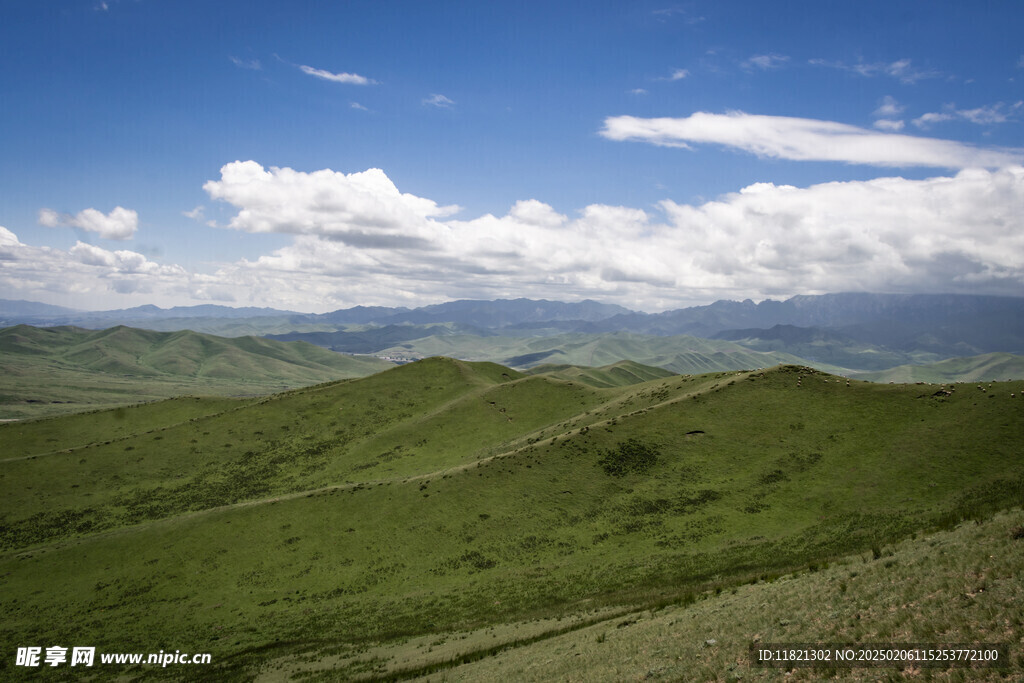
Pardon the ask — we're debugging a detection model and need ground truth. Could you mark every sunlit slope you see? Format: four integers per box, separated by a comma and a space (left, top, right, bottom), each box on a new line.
0, 324, 392, 418
393, 510, 1024, 682
527, 359, 676, 387
376, 331, 846, 374
855, 351, 1024, 383
1, 361, 1022, 680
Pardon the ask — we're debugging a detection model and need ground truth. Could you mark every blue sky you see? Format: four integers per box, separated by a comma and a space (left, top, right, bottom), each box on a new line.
1, 0, 1022, 312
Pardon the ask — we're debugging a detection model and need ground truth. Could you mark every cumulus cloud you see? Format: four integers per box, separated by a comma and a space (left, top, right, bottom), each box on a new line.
299, 65, 374, 85
659, 167, 1024, 296
6, 162, 1024, 311
192, 161, 1024, 310
202, 161, 461, 244
0, 228, 200, 309
600, 111, 1024, 168
37, 206, 139, 239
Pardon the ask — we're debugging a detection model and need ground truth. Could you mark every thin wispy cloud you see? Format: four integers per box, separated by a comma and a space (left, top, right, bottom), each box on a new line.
350, 102, 369, 111
600, 111, 1024, 168
229, 56, 261, 70
873, 119, 905, 132
873, 95, 904, 118
652, 7, 704, 25
872, 96, 905, 131
423, 93, 455, 108
629, 88, 648, 95
809, 57, 941, 84
656, 68, 690, 81
299, 64, 374, 85
913, 101, 1023, 128
742, 53, 789, 70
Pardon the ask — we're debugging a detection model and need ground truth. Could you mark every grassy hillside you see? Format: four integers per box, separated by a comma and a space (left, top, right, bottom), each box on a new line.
855, 351, 1024, 384
526, 360, 677, 388
0, 325, 393, 418
1, 359, 1022, 680
380, 509, 1024, 682
375, 331, 847, 375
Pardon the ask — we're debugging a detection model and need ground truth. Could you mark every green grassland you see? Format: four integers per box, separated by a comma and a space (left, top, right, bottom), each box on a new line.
855, 352, 1024, 384
0, 325, 393, 419
524, 360, 677, 388
375, 330, 848, 375
1, 359, 1022, 680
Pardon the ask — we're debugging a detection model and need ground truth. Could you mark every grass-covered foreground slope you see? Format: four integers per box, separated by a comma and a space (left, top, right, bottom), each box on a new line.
0, 324, 392, 418
381, 509, 1024, 682
0, 359, 1022, 681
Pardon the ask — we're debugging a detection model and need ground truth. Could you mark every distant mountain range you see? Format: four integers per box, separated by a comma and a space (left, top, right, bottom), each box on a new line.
4, 293, 1024, 373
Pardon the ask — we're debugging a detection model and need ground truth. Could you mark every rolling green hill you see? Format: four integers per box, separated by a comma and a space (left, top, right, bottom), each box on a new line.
1, 359, 1022, 680
854, 351, 1024, 384
526, 359, 677, 388
0, 325, 393, 418
375, 330, 848, 375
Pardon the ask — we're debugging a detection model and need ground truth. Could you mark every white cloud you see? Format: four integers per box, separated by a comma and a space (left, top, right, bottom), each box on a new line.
656, 167, 1024, 297
652, 7, 704, 25
911, 111, 955, 128
873, 119, 905, 132
423, 93, 455, 108
37, 206, 139, 239
350, 102, 369, 111
0, 228, 198, 309
183, 206, 205, 221
203, 161, 461, 243
809, 58, 941, 84
655, 69, 689, 81
229, 56, 261, 70
629, 88, 648, 95
873, 95, 904, 118
193, 161, 1024, 310
913, 101, 1022, 128
299, 65, 373, 85
742, 54, 789, 70
0, 226, 21, 246
37, 208, 61, 228
6, 163, 1024, 311
600, 111, 1024, 168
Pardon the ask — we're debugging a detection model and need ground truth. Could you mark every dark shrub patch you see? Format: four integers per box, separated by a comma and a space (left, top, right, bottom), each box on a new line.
598, 438, 660, 477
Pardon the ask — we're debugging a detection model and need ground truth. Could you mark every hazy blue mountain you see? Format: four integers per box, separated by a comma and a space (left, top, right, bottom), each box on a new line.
267, 323, 494, 353
4, 295, 1023, 364
378, 298, 633, 327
